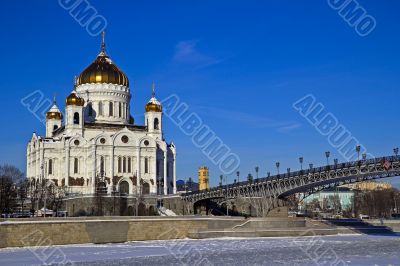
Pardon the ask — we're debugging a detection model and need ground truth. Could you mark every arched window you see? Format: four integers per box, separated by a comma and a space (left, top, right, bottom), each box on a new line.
118, 102, 122, 118
73, 112, 80, 125
128, 157, 132, 173
98, 101, 103, 116
123, 157, 127, 173
119, 181, 129, 195
48, 159, 53, 175
109, 102, 113, 116
118, 157, 122, 173
145, 157, 149, 174
142, 183, 150, 195
100, 156, 105, 175
88, 102, 93, 117
154, 118, 159, 130
122, 103, 126, 119
74, 158, 79, 174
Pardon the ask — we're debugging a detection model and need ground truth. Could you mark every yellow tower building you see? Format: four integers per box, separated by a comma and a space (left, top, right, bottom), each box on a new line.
198, 166, 210, 191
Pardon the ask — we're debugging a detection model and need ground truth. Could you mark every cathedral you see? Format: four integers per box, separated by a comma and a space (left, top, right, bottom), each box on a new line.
26, 33, 177, 197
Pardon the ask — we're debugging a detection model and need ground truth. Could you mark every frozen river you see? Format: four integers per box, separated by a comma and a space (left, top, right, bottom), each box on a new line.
0, 234, 399, 266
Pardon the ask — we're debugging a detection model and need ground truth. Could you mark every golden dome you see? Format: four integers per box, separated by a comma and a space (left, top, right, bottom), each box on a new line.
77, 52, 129, 87
145, 82, 162, 112
66, 91, 85, 106
46, 102, 63, 120
46, 112, 63, 120
146, 102, 163, 112
77, 33, 129, 87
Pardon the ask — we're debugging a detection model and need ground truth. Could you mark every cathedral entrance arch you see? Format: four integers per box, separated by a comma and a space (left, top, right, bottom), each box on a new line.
127, 206, 134, 216
142, 183, 150, 195
119, 180, 129, 196
138, 203, 147, 216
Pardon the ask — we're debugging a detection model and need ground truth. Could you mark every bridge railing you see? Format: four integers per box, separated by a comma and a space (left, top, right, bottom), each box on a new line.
182, 155, 400, 197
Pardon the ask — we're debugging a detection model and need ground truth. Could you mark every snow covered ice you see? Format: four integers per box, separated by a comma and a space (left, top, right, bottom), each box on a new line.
0, 234, 399, 266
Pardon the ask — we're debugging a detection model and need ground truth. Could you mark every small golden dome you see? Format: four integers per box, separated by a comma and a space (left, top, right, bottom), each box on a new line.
77, 33, 129, 87
46, 112, 63, 120
146, 101, 162, 112
46, 100, 63, 120
66, 91, 85, 106
145, 82, 162, 112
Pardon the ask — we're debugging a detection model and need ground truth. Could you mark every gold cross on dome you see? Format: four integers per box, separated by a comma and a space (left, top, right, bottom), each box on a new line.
101, 31, 106, 52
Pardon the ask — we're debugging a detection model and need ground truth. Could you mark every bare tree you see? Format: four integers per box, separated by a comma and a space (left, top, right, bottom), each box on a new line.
327, 195, 342, 215
17, 179, 29, 212
354, 188, 398, 218
0, 165, 25, 183
0, 165, 25, 214
47, 184, 67, 216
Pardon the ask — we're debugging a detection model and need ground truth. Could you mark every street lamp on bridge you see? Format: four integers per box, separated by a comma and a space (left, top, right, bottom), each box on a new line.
309, 163, 314, 170
276, 162, 280, 175
299, 157, 304, 171
255, 166, 259, 179
325, 151, 331, 165
236, 171, 240, 183
356, 145, 361, 160
362, 153, 367, 160
394, 148, 399, 157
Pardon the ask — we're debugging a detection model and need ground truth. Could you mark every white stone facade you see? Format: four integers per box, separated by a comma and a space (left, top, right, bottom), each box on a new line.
26, 47, 176, 196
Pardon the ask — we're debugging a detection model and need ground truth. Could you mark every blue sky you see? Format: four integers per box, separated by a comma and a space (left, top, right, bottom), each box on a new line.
1, 0, 400, 187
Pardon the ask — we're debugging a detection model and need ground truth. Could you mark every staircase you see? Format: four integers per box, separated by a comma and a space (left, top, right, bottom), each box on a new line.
188, 217, 337, 239
323, 219, 395, 235
158, 207, 177, 217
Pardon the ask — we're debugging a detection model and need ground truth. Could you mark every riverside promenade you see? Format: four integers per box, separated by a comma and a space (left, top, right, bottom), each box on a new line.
2, 216, 399, 248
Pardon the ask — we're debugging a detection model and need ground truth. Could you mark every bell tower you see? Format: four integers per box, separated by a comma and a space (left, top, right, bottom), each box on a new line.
45, 97, 63, 137
65, 78, 85, 135
145, 82, 163, 140
198, 166, 210, 191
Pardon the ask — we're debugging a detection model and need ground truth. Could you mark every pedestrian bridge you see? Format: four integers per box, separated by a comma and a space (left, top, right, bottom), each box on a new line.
181, 155, 400, 212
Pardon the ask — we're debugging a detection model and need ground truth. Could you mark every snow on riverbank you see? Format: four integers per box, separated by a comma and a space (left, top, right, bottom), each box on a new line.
0, 235, 399, 266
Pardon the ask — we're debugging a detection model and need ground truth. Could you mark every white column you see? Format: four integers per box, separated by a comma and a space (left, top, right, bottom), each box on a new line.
65, 146, 70, 186
110, 146, 114, 194
35, 148, 39, 179
84, 149, 89, 193
173, 154, 177, 194
39, 144, 44, 182
136, 148, 140, 194
91, 146, 96, 194
151, 156, 157, 194
163, 151, 167, 195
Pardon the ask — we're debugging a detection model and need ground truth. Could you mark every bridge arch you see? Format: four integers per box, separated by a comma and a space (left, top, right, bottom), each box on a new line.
182, 156, 400, 216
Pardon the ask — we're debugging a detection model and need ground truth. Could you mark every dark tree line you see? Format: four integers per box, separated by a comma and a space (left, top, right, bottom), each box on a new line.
302, 188, 400, 219
0, 165, 26, 214
354, 188, 400, 218
0, 164, 67, 216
